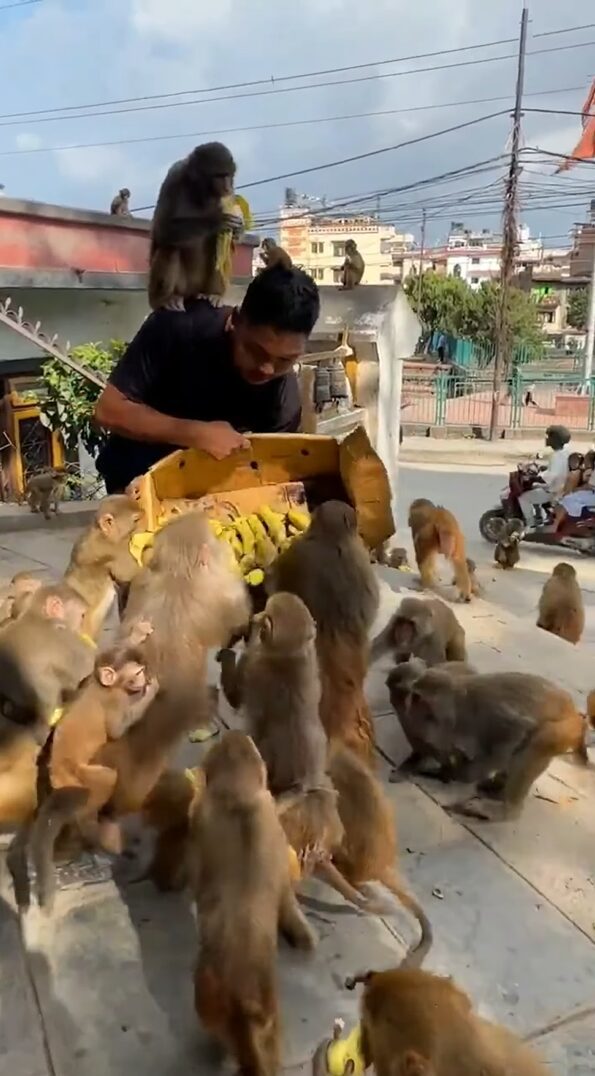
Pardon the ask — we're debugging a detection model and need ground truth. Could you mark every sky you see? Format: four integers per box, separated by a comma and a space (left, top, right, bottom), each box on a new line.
0, 0, 593, 248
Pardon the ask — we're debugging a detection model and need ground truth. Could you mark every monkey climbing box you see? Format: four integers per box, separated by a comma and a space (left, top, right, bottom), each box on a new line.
127, 425, 394, 552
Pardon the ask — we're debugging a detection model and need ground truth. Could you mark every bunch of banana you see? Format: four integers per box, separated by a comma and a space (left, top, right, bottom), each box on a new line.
209, 505, 310, 586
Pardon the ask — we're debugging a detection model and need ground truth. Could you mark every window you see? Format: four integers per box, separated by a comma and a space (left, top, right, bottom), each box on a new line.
333, 242, 346, 257
312, 268, 324, 281
453, 264, 462, 277
311, 241, 324, 254
471, 277, 479, 285
333, 268, 343, 283
471, 257, 480, 265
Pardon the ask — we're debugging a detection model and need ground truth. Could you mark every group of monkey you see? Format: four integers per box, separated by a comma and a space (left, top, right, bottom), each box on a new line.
0, 490, 588, 1075
109, 140, 366, 310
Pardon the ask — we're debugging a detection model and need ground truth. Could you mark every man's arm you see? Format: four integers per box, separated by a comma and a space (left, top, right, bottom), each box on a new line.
94, 314, 249, 460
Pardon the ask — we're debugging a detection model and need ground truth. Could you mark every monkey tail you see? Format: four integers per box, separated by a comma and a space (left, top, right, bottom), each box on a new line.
379, 869, 433, 968
314, 860, 394, 917
232, 997, 279, 1076
30, 787, 90, 910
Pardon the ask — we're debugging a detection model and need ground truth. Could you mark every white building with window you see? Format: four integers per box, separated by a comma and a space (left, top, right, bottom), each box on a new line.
275, 193, 410, 285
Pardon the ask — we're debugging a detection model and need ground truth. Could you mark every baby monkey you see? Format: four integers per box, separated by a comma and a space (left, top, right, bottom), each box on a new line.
26, 469, 66, 521
9, 622, 157, 912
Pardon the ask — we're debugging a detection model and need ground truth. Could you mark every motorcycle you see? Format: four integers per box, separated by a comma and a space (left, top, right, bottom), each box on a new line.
479, 457, 595, 554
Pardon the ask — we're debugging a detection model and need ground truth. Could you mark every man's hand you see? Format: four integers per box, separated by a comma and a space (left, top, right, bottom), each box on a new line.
191, 421, 250, 461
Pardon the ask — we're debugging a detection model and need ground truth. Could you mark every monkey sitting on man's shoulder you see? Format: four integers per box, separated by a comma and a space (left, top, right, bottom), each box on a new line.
192, 731, 316, 1076
331, 966, 548, 1076
537, 561, 584, 645
148, 141, 243, 311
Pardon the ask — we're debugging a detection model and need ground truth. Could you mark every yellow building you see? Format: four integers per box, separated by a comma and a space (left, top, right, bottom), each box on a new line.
277, 202, 413, 285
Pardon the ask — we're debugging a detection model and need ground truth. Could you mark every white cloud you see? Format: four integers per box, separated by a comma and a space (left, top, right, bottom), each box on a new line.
130, 0, 233, 42
54, 146, 127, 184
15, 131, 43, 151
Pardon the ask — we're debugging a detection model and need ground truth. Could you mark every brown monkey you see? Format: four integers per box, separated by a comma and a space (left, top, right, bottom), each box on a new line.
328, 744, 432, 967
370, 596, 467, 667
11, 633, 158, 911
461, 557, 482, 597
149, 142, 243, 311
192, 731, 316, 1076
407, 669, 587, 820
537, 562, 584, 645
26, 469, 66, 520
110, 188, 130, 216
266, 500, 379, 763
0, 571, 44, 625
371, 545, 410, 570
218, 593, 391, 916
340, 967, 548, 1076
494, 519, 522, 570
259, 236, 292, 270
409, 498, 472, 602
64, 494, 143, 639
340, 239, 365, 289
0, 582, 93, 742
387, 658, 475, 782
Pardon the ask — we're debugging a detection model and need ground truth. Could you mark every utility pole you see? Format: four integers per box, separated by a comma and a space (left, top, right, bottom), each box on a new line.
585, 239, 595, 385
417, 208, 427, 313
488, 5, 529, 441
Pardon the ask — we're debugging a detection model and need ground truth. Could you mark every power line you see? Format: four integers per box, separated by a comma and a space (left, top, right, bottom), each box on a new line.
534, 21, 595, 37
1, 39, 593, 128
0, 85, 585, 160
0, 0, 41, 9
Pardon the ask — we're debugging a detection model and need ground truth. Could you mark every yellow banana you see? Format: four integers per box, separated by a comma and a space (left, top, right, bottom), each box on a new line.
233, 517, 255, 557
255, 535, 277, 568
287, 508, 310, 532
246, 568, 265, 587
246, 513, 269, 544
258, 505, 287, 548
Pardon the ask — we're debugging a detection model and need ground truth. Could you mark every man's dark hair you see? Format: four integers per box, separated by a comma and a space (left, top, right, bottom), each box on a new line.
240, 265, 320, 335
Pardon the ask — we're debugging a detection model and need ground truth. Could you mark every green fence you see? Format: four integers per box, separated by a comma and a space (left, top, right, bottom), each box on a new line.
401, 370, 595, 433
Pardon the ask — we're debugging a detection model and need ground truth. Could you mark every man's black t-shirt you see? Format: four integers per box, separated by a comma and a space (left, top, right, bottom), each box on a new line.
96, 301, 302, 492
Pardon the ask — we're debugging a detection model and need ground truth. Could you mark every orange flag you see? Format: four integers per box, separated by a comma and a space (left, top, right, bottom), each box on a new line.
558, 80, 595, 171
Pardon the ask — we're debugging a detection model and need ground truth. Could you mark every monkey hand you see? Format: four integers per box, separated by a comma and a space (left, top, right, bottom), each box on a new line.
127, 618, 154, 645
190, 421, 250, 461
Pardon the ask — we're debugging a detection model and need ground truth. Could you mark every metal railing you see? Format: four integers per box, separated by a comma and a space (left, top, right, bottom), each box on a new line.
401, 370, 595, 433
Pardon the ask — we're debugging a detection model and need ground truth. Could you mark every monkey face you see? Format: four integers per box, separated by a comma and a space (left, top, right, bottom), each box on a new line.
260, 593, 316, 651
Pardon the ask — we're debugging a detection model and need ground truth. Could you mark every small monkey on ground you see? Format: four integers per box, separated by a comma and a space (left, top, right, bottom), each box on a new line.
340, 239, 365, 289
9, 627, 158, 911
65, 494, 143, 639
409, 497, 472, 602
219, 593, 391, 916
110, 188, 131, 216
386, 658, 476, 782
0, 582, 93, 742
26, 469, 66, 520
335, 966, 548, 1076
370, 596, 467, 667
537, 561, 584, 645
494, 519, 522, 570
192, 731, 316, 1076
149, 142, 244, 311
266, 500, 379, 763
406, 669, 587, 820
259, 237, 292, 270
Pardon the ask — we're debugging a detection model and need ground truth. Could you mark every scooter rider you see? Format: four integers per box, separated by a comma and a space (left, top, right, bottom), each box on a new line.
518, 424, 571, 527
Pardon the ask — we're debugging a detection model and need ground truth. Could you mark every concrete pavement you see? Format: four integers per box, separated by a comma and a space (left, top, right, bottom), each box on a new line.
1, 521, 595, 1074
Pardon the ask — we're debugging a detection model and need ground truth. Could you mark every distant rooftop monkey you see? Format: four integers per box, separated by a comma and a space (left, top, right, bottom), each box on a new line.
110, 188, 131, 216
340, 239, 365, 289
259, 237, 292, 271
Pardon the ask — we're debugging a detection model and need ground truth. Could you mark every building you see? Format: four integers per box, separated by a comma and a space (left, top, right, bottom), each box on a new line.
570, 200, 595, 278
442, 222, 545, 290
276, 191, 413, 285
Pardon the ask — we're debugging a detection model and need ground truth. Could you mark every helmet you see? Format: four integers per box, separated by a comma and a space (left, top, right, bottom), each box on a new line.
545, 425, 571, 451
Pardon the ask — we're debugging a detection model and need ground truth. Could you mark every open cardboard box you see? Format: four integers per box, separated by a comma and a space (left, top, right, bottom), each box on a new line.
127, 425, 394, 549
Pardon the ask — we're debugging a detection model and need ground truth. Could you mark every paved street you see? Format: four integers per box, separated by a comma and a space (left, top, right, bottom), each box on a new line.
1, 470, 595, 1075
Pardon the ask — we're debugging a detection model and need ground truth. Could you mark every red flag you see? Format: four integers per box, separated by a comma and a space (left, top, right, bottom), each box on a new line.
558, 80, 595, 171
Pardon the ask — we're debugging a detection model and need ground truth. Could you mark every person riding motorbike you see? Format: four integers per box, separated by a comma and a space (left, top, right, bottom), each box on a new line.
554, 448, 595, 530
518, 424, 571, 527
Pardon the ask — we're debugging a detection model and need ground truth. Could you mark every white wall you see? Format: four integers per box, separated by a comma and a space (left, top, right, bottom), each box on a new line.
0, 288, 149, 365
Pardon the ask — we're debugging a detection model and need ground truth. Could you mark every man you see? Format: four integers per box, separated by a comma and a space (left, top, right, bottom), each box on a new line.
518, 425, 571, 528
94, 265, 320, 493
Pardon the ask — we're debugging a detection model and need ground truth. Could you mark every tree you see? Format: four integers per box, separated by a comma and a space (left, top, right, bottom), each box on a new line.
467, 281, 543, 354
39, 340, 124, 455
567, 287, 589, 331
404, 272, 474, 337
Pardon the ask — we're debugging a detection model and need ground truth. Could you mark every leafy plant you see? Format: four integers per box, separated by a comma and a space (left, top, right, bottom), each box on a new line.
567, 287, 589, 332
40, 340, 124, 455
